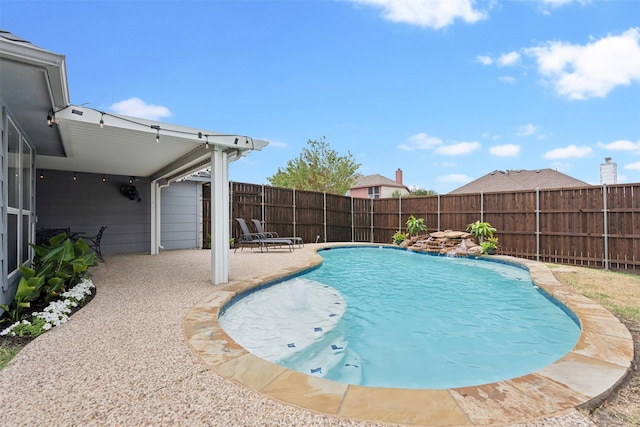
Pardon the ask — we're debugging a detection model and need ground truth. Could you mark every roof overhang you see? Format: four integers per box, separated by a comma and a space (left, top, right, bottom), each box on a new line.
0, 30, 69, 155
37, 105, 269, 182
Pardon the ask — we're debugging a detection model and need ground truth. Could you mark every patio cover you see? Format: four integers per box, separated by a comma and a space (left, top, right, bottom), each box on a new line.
42, 106, 269, 285
1, 31, 268, 285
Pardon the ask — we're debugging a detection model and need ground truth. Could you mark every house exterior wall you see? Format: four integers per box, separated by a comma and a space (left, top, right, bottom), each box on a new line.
36, 170, 152, 254
35, 170, 202, 255
1, 104, 8, 308
350, 187, 370, 198
160, 181, 200, 250
351, 185, 409, 199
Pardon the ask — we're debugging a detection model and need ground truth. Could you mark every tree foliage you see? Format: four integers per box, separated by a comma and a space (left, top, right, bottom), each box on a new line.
267, 137, 361, 195
392, 187, 438, 198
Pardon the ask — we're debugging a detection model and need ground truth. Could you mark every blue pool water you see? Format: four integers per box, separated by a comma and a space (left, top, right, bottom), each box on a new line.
220, 247, 581, 389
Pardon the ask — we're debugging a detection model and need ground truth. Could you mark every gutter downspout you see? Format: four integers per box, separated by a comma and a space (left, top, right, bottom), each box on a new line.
150, 179, 171, 255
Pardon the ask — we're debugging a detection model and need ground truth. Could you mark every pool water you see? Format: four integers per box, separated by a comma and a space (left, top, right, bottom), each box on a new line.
220, 247, 581, 389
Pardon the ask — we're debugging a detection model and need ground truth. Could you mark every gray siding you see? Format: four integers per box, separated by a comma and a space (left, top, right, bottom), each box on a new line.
35, 171, 203, 255
36, 170, 151, 254
160, 181, 200, 250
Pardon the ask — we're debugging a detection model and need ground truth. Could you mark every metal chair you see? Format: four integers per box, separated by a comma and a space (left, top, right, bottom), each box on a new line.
81, 226, 107, 261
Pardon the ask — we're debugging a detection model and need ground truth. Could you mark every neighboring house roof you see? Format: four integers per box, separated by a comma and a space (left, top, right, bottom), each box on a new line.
351, 174, 408, 190
448, 169, 590, 194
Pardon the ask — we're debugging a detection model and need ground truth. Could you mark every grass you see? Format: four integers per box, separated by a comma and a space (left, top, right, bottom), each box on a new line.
548, 264, 640, 322
0, 340, 23, 370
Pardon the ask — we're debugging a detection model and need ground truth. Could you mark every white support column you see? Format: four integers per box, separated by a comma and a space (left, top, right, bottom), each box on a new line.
151, 181, 159, 255
211, 146, 230, 284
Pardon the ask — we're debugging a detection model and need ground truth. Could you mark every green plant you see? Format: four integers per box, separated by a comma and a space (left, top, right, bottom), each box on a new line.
29, 232, 97, 303
406, 215, 427, 237
466, 220, 496, 242
392, 230, 409, 245
480, 237, 499, 254
0, 275, 43, 323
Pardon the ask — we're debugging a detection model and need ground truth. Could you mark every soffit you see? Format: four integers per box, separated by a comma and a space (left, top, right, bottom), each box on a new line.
36, 105, 268, 180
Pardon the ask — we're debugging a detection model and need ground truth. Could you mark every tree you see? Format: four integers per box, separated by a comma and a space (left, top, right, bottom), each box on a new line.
268, 137, 361, 195
392, 187, 438, 198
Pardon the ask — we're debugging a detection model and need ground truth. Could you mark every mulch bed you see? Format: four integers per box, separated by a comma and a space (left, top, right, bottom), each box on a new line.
0, 290, 96, 348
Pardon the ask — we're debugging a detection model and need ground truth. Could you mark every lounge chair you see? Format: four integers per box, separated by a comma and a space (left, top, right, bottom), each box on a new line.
251, 219, 304, 248
235, 218, 293, 253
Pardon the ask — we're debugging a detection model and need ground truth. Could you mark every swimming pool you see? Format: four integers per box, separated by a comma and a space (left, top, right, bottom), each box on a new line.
219, 246, 581, 389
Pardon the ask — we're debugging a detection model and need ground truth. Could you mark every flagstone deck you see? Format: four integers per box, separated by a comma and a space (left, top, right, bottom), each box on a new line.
185, 245, 633, 426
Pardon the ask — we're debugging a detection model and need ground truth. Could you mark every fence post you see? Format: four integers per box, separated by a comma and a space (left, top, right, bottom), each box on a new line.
293, 188, 297, 239
480, 192, 484, 223
370, 197, 374, 243
603, 184, 609, 270
229, 181, 234, 240
261, 184, 265, 223
536, 187, 540, 262
351, 196, 354, 242
323, 192, 327, 243
398, 196, 402, 232
437, 194, 441, 231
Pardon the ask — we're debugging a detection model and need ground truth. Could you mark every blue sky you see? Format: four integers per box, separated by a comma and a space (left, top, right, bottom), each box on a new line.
3, 0, 639, 193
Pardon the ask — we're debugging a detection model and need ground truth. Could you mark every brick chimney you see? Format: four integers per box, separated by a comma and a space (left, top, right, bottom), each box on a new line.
395, 168, 403, 185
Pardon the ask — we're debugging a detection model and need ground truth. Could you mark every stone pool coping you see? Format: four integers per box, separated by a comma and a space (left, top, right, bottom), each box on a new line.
183, 243, 634, 426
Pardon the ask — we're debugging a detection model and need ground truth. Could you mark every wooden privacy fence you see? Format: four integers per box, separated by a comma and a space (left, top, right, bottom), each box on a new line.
224, 181, 639, 271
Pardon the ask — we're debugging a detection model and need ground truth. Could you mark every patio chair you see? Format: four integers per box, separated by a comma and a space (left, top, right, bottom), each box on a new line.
251, 219, 304, 248
235, 218, 292, 253
79, 226, 107, 261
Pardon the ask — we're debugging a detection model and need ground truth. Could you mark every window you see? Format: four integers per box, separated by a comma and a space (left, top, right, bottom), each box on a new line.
6, 118, 34, 275
368, 186, 380, 199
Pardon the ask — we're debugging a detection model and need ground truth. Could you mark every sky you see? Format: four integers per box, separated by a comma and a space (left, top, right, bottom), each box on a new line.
2, 0, 639, 193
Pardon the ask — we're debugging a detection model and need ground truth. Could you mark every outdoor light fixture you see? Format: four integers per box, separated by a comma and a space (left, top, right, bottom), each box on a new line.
99, 113, 104, 128
39, 171, 45, 179
102, 176, 107, 182
73, 173, 78, 181
151, 125, 161, 143
47, 111, 53, 127
129, 176, 135, 184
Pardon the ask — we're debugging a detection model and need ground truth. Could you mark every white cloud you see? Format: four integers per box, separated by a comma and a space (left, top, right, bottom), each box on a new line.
436, 173, 472, 183
476, 55, 493, 65
432, 161, 457, 168
525, 27, 640, 100
348, 0, 487, 29
482, 132, 501, 140
597, 139, 640, 152
434, 141, 481, 155
267, 140, 289, 148
490, 144, 520, 157
109, 97, 172, 120
624, 162, 640, 171
498, 51, 521, 66
516, 124, 537, 136
499, 75, 517, 84
541, 0, 590, 7
543, 144, 593, 159
398, 132, 443, 151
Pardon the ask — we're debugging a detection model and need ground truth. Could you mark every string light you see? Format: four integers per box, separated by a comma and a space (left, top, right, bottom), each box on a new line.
102, 175, 107, 182
52, 106, 256, 148
39, 171, 45, 179
151, 125, 160, 143
73, 173, 78, 181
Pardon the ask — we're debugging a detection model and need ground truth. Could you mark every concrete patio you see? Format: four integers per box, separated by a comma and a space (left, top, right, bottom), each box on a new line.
0, 245, 631, 426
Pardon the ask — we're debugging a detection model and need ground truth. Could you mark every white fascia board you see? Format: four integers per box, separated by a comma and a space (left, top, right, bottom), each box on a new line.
0, 38, 69, 108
